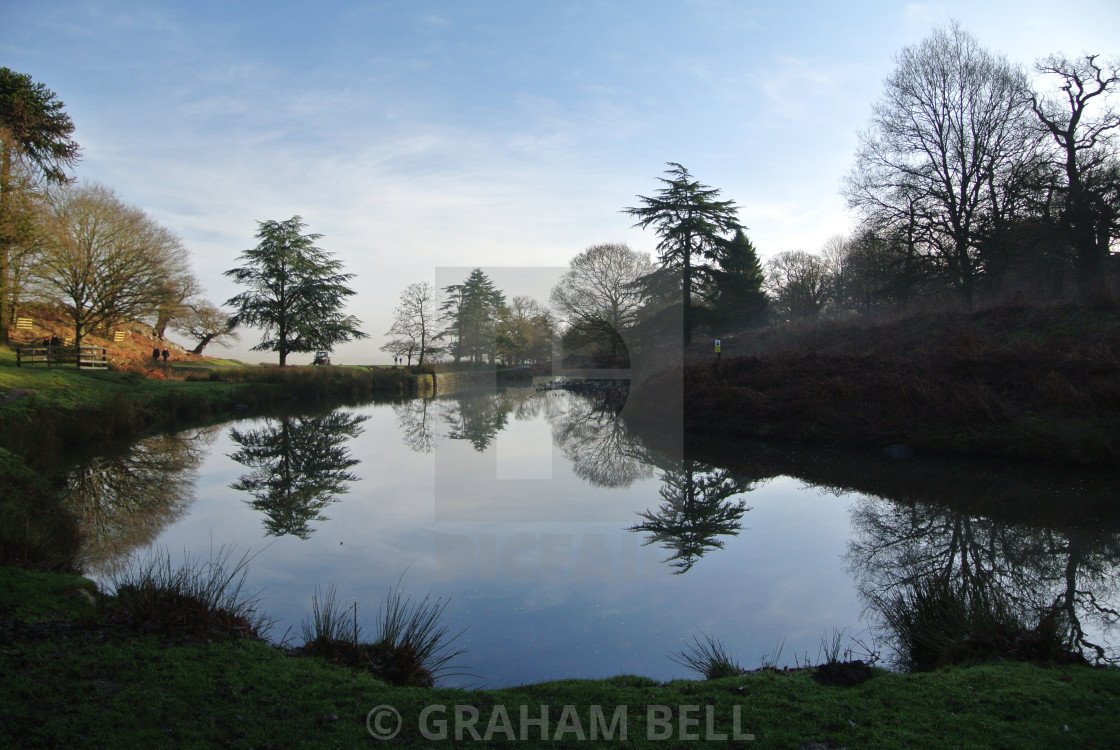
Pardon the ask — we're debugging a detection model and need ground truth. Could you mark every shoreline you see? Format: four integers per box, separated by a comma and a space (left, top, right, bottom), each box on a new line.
2, 564, 1118, 748
3, 323, 1120, 744
629, 303, 1120, 467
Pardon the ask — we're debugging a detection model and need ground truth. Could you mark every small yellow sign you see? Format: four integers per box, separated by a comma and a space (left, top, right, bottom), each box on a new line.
15, 317, 33, 330
113, 331, 126, 342
714, 338, 722, 353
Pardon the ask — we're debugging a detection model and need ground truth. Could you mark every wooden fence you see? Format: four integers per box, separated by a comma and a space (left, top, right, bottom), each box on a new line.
16, 345, 109, 369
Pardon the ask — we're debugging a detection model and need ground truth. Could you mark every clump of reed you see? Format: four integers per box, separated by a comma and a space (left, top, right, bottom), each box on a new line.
671, 632, 745, 680
874, 575, 1081, 671
107, 546, 274, 641
299, 579, 467, 687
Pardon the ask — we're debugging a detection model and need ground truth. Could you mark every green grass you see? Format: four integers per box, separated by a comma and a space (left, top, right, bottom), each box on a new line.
0, 344, 245, 413
0, 346, 416, 416
3, 565, 1119, 748
168, 358, 249, 368
0, 566, 97, 622
0, 345, 418, 480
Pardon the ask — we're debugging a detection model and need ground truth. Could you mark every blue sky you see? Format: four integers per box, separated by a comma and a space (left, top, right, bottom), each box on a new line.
3, 1, 1118, 362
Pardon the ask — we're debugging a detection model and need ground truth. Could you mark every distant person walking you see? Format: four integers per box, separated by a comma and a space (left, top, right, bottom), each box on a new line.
152, 347, 161, 361
161, 349, 169, 363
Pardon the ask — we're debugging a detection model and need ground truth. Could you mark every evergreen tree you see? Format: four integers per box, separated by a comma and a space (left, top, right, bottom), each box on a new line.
629, 460, 753, 574
706, 229, 768, 330
438, 269, 505, 364
623, 163, 742, 345
224, 216, 367, 366
0, 68, 80, 344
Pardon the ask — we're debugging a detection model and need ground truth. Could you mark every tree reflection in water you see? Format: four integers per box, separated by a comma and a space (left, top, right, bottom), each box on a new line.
847, 496, 1120, 664
549, 387, 654, 489
395, 384, 754, 573
440, 391, 510, 451
395, 388, 553, 455
629, 459, 753, 574
393, 399, 438, 454
62, 428, 216, 573
228, 411, 367, 539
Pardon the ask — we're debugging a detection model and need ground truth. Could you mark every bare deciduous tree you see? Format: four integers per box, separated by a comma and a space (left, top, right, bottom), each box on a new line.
765, 250, 830, 321
844, 22, 1034, 306
148, 239, 201, 340
172, 299, 239, 355
550, 243, 653, 366
1030, 53, 1120, 299
34, 182, 174, 348
382, 281, 440, 365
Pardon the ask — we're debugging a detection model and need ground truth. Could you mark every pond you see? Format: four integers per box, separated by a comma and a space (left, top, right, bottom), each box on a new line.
60, 382, 1120, 687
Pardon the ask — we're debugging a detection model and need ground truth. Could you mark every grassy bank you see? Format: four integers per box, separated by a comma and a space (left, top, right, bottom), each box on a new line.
665, 304, 1120, 465
2, 565, 1118, 748
0, 349, 420, 571
0, 347, 414, 473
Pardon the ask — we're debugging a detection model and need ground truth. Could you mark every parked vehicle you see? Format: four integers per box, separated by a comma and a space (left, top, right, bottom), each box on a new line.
312, 350, 331, 366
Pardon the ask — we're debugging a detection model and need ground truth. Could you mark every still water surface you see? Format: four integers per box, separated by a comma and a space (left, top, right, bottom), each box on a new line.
63, 384, 1120, 687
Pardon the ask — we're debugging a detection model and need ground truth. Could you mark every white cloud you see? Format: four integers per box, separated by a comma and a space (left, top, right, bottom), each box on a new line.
9, 0, 1117, 363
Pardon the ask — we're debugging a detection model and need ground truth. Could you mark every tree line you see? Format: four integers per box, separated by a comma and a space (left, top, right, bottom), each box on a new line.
1, 68, 367, 363
842, 23, 1119, 310
7, 21, 1116, 366
763, 27, 1118, 322
0, 67, 239, 353
391, 25, 1117, 367
381, 271, 555, 367
383, 162, 770, 367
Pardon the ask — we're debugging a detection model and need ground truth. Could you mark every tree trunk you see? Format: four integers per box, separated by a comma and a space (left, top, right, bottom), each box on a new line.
73, 323, 83, 367
1074, 246, 1109, 301
1070, 196, 1110, 301
682, 238, 693, 347
0, 144, 11, 346
190, 333, 215, 355
154, 310, 171, 339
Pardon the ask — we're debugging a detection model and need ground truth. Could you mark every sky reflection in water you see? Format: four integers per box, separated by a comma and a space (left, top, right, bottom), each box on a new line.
68, 386, 1120, 687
